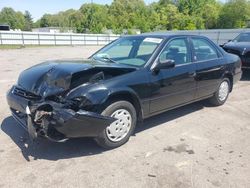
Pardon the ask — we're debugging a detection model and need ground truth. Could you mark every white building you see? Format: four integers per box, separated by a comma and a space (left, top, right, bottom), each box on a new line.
32, 27, 74, 33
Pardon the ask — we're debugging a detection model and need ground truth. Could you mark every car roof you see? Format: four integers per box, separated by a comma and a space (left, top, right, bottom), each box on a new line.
122, 32, 208, 39
241, 32, 250, 34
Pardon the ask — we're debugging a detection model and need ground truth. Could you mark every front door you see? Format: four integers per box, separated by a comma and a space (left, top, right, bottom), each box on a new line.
149, 37, 197, 114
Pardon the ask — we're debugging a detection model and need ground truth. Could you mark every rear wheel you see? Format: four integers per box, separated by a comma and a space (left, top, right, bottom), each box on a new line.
208, 78, 230, 106
95, 101, 137, 149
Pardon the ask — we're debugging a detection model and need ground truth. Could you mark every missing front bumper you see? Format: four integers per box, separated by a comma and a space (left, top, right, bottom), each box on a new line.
10, 107, 115, 142
7, 89, 115, 142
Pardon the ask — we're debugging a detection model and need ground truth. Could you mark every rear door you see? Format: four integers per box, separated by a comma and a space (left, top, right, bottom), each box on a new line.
149, 37, 197, 114
190, 37, 225, 99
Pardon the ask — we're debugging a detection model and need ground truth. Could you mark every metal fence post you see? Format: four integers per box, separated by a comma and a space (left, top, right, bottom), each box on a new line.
70, 34, 73, 46
21, 32, 25, 46
97, 35, 99, 45
84, 34, 86, 46
0, 32, 2, 45
54, 33, 56, 46
217, 31, 221, 44
38, 33, 40, 45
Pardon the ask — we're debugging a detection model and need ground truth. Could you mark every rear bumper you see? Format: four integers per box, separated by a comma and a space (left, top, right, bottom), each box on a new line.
233, 71, 242, 84
7, 86, 115, 142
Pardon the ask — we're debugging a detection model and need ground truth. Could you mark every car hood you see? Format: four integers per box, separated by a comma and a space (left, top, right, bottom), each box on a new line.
17, 59, 136, 98
223, 42, 250, 52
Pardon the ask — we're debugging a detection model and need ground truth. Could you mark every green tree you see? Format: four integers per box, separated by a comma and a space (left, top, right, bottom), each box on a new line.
24, 10, 33, 31
151, 3, 182, 30
68, 11, 85, 33
109, 0, 149, 33
15, 11, 25, 30
0, 7, 25, 30
6, 0, 249, 34
79, 3, 109, 33
219, 0, 250, 28
0, 7, 17, 28
202, 2, 221, 29
39, 14, 51, 27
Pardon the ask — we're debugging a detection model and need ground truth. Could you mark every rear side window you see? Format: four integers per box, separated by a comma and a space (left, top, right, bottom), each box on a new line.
192, 38, 219, 62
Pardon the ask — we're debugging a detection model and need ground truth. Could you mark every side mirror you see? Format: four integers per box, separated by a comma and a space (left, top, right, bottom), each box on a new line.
154, 59, 175, 71
228, 39, 232, 42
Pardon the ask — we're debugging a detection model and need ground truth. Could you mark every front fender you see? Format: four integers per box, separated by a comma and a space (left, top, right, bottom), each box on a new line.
65, 83, 143, 119
104, 87, 141, 104
65, 83, 110, 106
101, 87, 144, 120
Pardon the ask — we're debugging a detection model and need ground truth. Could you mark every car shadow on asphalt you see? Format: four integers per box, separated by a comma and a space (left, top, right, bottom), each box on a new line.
135, 102, 204, 133
241, 69, 250, 81
1, 117, 104, 161
1, 102, 205, 161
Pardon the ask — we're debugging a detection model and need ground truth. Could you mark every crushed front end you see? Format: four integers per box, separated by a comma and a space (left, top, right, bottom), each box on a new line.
6, 60, 136, 142
241, 51, 250, 69
223, 46, 250, 69
6, 85, 115, 142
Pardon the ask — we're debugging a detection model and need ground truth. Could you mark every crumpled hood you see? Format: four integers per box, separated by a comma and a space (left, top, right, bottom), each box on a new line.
17, 59, 136, 98
224, 42, 250, 53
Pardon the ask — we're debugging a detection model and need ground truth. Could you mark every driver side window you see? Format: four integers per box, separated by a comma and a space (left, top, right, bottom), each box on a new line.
159, 38, 190, 65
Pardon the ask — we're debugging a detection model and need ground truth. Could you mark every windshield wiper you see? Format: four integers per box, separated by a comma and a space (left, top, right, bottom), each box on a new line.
93, 56, 117, 64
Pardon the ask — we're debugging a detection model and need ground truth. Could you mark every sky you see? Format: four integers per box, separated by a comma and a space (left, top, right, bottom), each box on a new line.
0, 0, 226, 21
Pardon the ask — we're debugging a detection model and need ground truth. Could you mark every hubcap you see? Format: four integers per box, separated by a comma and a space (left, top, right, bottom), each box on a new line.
218, 81, 229, 101
106, 109, 132, 142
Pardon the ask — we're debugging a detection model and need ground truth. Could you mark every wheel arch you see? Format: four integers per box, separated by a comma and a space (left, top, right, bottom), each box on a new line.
223, 72, 233, 92
103, 90, 143, 122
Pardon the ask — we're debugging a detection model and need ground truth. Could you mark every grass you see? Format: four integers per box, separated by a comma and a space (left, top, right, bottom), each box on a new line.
0, 45, 24, 49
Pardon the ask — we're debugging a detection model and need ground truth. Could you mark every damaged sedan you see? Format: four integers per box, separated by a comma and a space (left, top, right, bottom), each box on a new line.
7, 34, 242, 148
222, 32, 250, 69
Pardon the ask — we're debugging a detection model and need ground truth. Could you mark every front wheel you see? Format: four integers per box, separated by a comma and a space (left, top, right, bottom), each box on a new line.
95, 101, 137, 149
208, 78, 230, 106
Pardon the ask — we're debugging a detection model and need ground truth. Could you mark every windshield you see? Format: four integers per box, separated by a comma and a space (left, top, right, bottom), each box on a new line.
92, 36, 163, 67
233, 33, 250, 42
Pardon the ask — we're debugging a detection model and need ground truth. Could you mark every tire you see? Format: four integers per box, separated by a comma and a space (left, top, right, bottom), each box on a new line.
95, 101, 137, 149
208, 78, 230, 106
